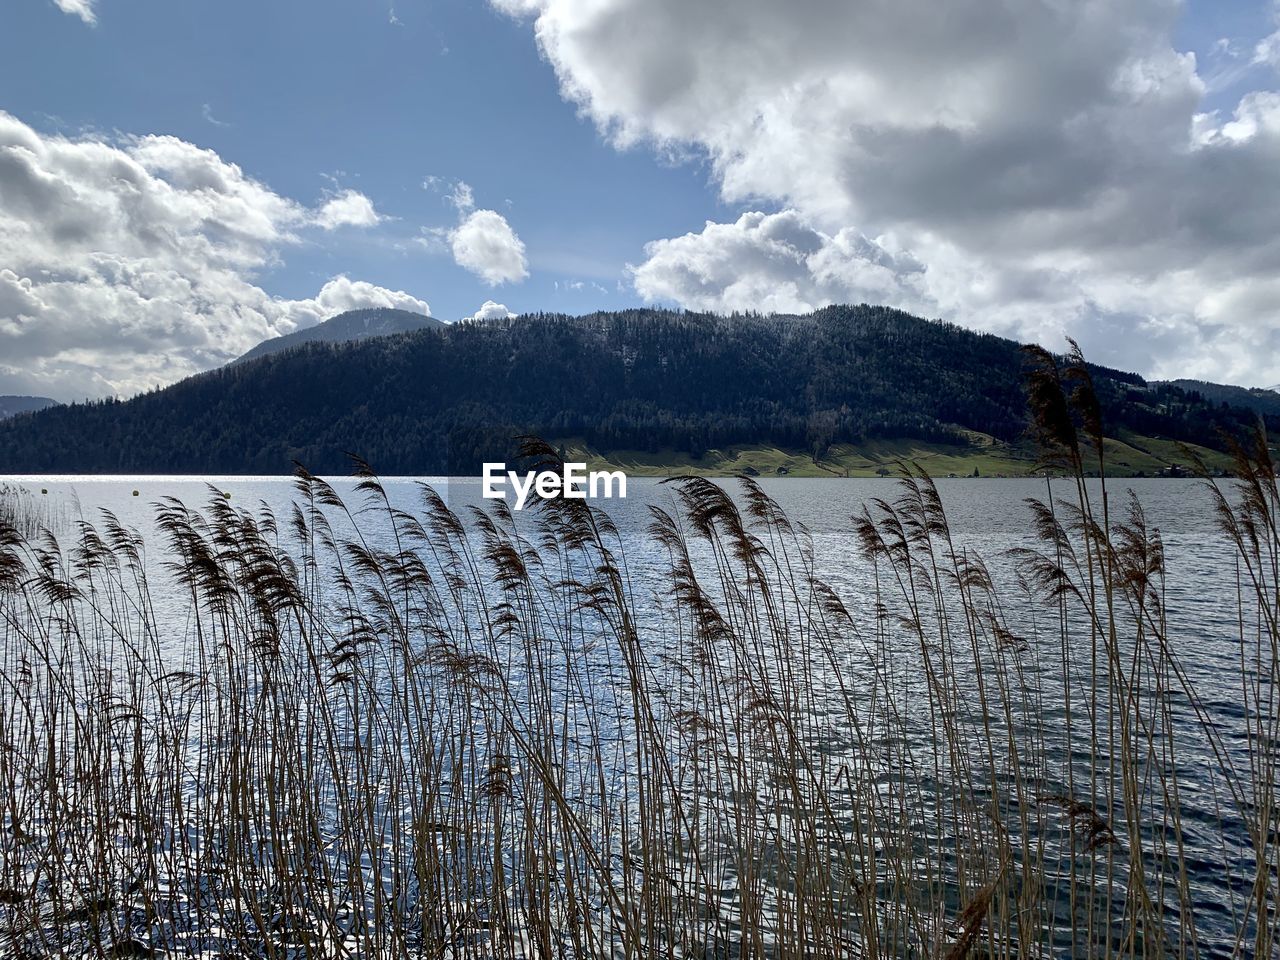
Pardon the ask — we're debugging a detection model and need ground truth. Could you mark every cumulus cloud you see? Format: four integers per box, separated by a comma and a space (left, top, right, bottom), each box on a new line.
468, 299, 516, 321
497, 0, 1280, 385
314, 189, 384, 230
285, 276, 430, 328
0, 112, 423, 400
421, 177, 529, 284
52, 0, 95, 24
632, 211, 928, 316
449, 209, 529, 285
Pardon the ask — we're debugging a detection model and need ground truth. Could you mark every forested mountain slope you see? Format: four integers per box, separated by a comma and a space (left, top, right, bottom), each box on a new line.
0, 306, 1268, 474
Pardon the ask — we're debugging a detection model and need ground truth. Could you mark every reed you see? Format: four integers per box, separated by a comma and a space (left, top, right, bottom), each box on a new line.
0, 369, 1276, 957
0, 484, 60, 541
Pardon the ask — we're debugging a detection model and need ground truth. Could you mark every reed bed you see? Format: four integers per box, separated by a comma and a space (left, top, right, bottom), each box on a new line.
0, 484, 61, 540
0, 351, 1277, 958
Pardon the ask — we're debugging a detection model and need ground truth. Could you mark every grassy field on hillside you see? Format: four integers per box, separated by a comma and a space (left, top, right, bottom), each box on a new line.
561, 430, 1239, 478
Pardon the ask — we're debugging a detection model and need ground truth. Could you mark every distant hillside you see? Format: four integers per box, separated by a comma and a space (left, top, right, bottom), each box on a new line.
234, 307, 445, 363
0, 396, 58, 420
1161, 379, 1280, 418
0, 306, 1271, 475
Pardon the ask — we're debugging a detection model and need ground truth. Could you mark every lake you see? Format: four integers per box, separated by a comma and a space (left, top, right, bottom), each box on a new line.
5, 472, 1245, 669
0, 473, 1272, 957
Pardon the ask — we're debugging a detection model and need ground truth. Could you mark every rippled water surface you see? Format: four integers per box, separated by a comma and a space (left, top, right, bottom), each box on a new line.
7, 471, 1238, 643
4, 472, 1227, 562
6, 472, 1249, 745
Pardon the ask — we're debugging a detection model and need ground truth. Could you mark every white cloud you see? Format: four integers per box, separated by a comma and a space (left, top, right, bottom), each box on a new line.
448, 180, 475, 213
469, 299, 516, 320
421, 177, 529, 284
201, 103, 230, 128
423, 175, 474, 213
449, 209, 529, 285
632, 211, 928, 316
1256, 3, 1280, 71
1257, 31, 1280, 71
555, 278, 608, 294
314, 189, 384, 230
0, 112, 426, 400
497, 0, 1280, 386
289, 276, 430, 326
52, 0, 95, 24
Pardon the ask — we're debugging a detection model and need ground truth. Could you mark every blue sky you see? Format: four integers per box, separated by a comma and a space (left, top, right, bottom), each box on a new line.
2, 0, 1280, 399
1, 0, 723, 318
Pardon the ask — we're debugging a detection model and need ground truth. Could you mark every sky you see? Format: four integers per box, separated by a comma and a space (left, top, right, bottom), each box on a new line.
1, 0, 1279, 400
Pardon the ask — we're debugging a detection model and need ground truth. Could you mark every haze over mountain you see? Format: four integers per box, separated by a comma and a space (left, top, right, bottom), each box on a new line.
234, 307, 445, 364
0, 396, 58, 420
0, 306, 1270, 477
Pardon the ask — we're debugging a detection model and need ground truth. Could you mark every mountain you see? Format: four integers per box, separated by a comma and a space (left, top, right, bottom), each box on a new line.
1160, 379, 1280, 418
0, 396, 58, 420
0, 306, 1271, 475
234, 307, 445, 363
